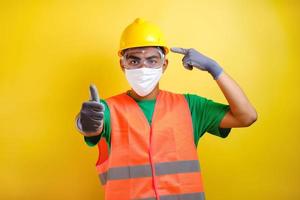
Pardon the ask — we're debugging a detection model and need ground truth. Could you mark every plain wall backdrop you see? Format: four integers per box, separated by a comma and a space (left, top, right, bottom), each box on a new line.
0, 0, 299, 199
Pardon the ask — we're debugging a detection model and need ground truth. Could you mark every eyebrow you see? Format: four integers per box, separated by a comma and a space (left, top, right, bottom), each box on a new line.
126, 55, 141, 60
146, 55, 160, 59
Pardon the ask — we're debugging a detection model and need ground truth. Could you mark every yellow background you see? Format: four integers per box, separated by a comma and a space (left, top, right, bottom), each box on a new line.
1, 1, 299, 199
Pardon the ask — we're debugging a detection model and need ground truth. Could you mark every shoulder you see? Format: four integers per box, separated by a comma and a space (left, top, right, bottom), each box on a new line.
183, 93, 209, 105
105, 92, 129, 104
106, 92, 127, 100
160, 91, 209, 105
159, 90, 188, 103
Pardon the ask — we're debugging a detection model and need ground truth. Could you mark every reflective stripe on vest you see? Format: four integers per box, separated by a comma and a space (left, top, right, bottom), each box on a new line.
134, 192, 205, 200
99, 160, 200, 185
96, 90, 205, 200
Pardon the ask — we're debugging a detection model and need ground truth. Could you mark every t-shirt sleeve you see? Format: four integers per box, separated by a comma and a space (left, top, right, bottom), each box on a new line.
84, 99, 111, 147
184, 94, 231, 146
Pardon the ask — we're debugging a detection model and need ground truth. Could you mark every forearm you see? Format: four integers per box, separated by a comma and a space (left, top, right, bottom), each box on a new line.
170, 47, 257, 127
216, 71, 257, 127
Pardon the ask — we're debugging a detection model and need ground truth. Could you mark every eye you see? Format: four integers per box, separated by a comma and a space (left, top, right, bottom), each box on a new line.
149, 59, 158, 64
128, 59, 139, 65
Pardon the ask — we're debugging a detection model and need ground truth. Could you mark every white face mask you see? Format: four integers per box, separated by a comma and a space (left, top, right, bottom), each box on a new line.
125, 67, 163, 97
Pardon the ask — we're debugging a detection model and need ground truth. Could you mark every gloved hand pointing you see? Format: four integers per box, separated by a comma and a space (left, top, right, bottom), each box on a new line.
171, 47, 223, 79
77, 84, 104, 134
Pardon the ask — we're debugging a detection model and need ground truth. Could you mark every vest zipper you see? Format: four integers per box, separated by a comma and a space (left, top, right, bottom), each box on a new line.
125, 90, 162, 199
149, 126, 160, 200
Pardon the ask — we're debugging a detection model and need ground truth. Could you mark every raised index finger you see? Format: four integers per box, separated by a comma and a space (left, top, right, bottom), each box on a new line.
89, 84, 100, 102
170, 47, 189, 55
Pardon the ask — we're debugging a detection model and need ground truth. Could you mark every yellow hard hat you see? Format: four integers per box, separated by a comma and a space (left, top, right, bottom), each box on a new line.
118, 18, 169, 56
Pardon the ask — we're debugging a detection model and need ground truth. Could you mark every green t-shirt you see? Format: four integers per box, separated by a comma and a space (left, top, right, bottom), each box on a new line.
84, 93, 231, 148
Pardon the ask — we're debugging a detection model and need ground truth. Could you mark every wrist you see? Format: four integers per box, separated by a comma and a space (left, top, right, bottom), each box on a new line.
207, 60, 223, 80
83, 126, 103, 137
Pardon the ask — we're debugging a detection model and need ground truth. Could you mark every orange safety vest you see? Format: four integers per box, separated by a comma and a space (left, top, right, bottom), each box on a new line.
95, 90, 205, 200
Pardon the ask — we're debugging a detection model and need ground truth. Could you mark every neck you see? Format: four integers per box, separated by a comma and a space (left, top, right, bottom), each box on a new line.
128, 85, 160, 101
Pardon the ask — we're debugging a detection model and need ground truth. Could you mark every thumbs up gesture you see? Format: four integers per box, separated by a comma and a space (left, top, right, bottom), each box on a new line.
171, 47, 223, 79
78, 84, 104, 135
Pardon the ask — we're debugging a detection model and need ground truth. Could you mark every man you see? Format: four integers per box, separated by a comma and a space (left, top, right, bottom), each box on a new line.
75, 18, 257, 200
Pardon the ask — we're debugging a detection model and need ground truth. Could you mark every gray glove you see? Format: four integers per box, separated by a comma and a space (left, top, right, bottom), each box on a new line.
171, 47, 223, 79
76, 84, 104, 133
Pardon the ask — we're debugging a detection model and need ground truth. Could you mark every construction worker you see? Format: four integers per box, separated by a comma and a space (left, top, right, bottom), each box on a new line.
75, 18, 257, 200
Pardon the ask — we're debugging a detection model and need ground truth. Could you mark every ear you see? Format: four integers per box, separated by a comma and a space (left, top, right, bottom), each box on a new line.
119, 59, 125, 72
162, 58, 168, 73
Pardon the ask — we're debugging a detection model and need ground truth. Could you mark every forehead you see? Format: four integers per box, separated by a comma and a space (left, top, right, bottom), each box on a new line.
124, 47, 161, 57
